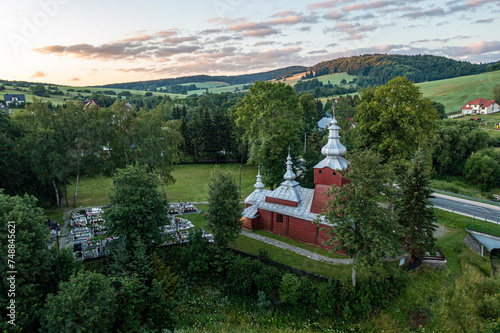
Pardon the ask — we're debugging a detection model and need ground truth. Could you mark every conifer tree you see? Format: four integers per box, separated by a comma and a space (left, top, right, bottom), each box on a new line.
395, 151, 437, 262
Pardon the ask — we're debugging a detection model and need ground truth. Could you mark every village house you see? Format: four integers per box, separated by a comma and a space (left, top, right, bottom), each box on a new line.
461, 98, 499, 115
4, 94, 26, 107
242, 111, 349, 250
0, 103, 11, 114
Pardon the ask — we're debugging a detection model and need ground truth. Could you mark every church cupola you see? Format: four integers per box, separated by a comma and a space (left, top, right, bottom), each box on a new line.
283, 147, 297, 186
254, 166, 265, 191
310, 103, 350, 214
314, 103, 349, 173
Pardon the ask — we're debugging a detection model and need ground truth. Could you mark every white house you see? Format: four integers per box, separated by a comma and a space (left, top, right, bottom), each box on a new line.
461, 98, 500, 115
4, 94, 26, 107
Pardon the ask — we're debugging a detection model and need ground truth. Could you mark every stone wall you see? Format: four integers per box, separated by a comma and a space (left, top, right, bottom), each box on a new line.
463, 233, 484, 257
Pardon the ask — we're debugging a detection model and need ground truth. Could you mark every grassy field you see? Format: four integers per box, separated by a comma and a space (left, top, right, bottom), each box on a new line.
181, 81, 229, 89
1, 82, 186, 106
188, 83, 251, 95
417, 70, 500, 113
64, 164, 259, 207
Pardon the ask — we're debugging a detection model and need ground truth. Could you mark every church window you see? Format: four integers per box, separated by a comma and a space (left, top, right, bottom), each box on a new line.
319, 170, 322, 174
277, 214, 284, 223
333, 171, 336, 175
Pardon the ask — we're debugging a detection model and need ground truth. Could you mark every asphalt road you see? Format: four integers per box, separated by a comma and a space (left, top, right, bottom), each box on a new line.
430, 195, 500, 224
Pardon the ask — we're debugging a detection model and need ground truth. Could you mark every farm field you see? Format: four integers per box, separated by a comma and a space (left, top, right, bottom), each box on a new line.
417, 70, 500, 113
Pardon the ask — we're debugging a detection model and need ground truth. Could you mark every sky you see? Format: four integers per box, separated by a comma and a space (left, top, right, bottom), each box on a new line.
1, 0, 499, 86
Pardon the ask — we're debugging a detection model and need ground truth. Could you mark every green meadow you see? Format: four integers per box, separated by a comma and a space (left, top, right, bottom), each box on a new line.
417, 70, 500, 113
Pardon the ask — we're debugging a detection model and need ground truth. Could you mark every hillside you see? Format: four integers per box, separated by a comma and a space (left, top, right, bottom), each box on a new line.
311, 54, 491, 87
0, 82, 186, 106
100, 66, 307, 90
417, 70, 500, 113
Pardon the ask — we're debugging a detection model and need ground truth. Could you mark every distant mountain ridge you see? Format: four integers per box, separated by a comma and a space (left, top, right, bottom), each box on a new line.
99, 54, 498, 91
99, 66, 307, 90
310, 54, 493, 87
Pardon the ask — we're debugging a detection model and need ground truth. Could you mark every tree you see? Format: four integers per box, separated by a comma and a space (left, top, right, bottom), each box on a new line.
104, 163, 168, 251
297, 131, 323, 188
0, 191, 53, 332
322, 150, 397, 286
43, 272, 118, 333
355, 77, 438, 170
32, 84, 47, 97
236, 81, 303, 189
132, 106, 182, 197
465, 149, 500, 190
299, 93, 318, 135
207, 167, 242, 248
432, 120, 490, 175
395, 151, 437, 262
493, 83, 500, 102
431, 101, 447, 119
340, 78, 347, 85
13, 99, 69, 207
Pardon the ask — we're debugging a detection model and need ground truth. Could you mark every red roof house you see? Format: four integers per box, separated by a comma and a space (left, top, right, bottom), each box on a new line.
461, 98, 499, 115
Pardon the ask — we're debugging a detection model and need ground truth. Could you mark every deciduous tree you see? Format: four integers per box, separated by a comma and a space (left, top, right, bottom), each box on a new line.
207, 167, 242, 248
105, 163, 168, 251
236, 81, 303, 189
355, 77, 438, 170
322, 150, 397, 286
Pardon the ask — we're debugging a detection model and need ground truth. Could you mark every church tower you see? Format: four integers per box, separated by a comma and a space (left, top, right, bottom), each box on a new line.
310, 103, 349, 214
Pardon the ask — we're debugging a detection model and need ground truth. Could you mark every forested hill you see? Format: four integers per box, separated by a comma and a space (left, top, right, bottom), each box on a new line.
100, 66, 307, 90
310, 54, 491, 86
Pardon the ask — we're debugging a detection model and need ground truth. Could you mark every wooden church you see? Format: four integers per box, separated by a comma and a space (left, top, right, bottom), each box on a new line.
242, 112, 350, 249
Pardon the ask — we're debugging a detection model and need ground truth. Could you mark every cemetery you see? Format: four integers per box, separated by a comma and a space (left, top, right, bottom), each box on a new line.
66, 203, 212, 260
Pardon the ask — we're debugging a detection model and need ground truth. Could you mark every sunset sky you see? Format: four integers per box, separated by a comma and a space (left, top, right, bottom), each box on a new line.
1, 0, 499, 86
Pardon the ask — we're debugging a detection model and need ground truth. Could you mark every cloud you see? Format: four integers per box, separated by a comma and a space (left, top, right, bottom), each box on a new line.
162, 36, 198, 44
31, 70, 47, 78
254, 40, 276, 46
307, 0, 339, 10
324, 22, 379, 40
308, 49, 328, 54
446, 40, 500, 57
448, 0, 498, 13
402, 7, 445, 19
201, 29, 223, 34
33, 30, 203, 62
474, 18, 494, 24
299, 26, 312, 31
154, 45, 201, 57
411, 35, 471, 44
341, 0, 399, 13
323, 9, 342, 20
69, 77, 80, 82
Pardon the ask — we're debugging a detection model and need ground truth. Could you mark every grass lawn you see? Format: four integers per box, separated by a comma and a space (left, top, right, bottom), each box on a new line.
65, 164, 259, 207
44, 209, 65, 223
166, 164, 258, 202
66, 175, 114, 207
253, 229, 347, 259
231, 235, 353, 279
417, 70, 500, 113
